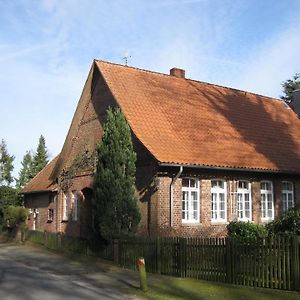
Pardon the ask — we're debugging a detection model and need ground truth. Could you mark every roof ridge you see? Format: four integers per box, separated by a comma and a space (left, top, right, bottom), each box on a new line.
94, 59, 281, 102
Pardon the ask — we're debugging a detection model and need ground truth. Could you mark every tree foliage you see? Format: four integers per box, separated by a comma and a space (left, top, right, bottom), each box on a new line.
31, 135, 49, 177
280, 73, 300, 102
266, 208, 300, 236
4, 205, 28, 229
92, 107, 140, 241
0, 139, 14, 186
0, 186, 21, 228
16, 151, 33, 189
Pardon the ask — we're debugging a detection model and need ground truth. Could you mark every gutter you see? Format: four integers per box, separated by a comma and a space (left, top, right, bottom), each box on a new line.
170, 166, 183, 227
158, 162, 299, 175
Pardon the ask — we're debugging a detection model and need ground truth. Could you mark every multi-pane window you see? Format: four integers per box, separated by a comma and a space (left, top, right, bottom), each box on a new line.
261, 181, 274, 221
282, 181, 294, 212
237, 181, 251, 221
182, 178, 199, 223
211, 180, 227, 222
62, 193, 69, 221
72, 192, 79, 221
48, 209, 54, 222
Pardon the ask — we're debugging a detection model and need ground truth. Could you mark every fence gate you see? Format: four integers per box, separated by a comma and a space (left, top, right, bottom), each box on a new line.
293, 236, 300, 290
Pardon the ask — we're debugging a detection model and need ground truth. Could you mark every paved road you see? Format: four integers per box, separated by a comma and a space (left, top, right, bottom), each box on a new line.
0, 241, 139, 300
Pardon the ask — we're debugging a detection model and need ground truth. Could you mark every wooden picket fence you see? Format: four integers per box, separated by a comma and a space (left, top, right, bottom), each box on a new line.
117, 236, 300, 291
24, 230, 114, 261
24, 230, 300, 291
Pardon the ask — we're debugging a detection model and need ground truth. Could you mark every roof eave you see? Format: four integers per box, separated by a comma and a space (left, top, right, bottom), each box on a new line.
158, 162, 300, 175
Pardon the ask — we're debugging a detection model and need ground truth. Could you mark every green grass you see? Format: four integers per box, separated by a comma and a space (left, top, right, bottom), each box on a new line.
133, 276, 300, 300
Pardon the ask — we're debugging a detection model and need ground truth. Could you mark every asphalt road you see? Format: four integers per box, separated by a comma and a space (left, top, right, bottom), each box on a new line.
0, 241, 139, 300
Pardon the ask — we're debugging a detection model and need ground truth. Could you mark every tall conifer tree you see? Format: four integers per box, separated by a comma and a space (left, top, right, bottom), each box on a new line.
93, 107, 140, 240
16, 151, 33, 189
32, 135, 49, 177
0, 139, 14, 186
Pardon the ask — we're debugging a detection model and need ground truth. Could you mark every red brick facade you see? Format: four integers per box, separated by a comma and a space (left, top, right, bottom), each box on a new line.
22, 60, 300, 239
25, 169, 300, 238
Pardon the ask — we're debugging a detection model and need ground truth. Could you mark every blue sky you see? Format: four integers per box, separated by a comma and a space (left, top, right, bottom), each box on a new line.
0, 0, 300, 179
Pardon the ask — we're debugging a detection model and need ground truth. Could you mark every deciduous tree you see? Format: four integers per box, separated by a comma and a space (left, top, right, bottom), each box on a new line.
280, 73, 300, 103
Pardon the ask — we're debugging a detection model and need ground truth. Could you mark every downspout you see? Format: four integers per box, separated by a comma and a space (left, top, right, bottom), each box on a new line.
170, 166, 183, 227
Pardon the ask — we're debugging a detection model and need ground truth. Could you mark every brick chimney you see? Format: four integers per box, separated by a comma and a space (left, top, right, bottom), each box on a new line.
170, 67, 185, 78
292, 89, 300, 117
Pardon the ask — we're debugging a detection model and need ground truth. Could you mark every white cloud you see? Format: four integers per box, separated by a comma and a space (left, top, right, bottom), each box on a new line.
237, 25, 300, 98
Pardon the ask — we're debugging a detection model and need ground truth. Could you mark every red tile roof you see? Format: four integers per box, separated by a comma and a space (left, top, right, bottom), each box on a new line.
96, 60, 300, 173
22, 156, 59, 194
23, 60, 300, 195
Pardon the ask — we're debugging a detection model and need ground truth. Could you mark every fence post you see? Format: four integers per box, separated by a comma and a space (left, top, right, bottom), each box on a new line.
292, 236, 300, 291
113, 239, 120, 264
157, 237, 161, 274
179, 238, 187, 278
226, 237, 232, 283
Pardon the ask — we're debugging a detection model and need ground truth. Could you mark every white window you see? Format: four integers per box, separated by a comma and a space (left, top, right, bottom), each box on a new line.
72, 192, 79, 221
211, 180, 227, 222
237, 181, 252, 222
261, 181, 274, 222
282, 181, 294, 212
48, 209, 54, 222
182, 178, 200, 223
62, 193, 69, 221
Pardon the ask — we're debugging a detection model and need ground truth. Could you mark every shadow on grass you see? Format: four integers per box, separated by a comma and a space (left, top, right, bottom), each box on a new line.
136, 277, 300, 300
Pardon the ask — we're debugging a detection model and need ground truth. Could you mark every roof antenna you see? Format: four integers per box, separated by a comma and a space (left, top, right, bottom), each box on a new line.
122, 52, 131, 66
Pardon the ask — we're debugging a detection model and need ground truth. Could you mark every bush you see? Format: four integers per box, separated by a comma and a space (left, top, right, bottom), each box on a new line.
4, 205, 28, 230
0, 185, 22, 228
227, 221, 267, 239
266, 208, 300, 235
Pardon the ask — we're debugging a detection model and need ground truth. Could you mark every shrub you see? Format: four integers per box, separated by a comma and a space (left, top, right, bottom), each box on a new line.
4, 205, 28, 230
266, 208, 300, 236
227, 221, 267, 240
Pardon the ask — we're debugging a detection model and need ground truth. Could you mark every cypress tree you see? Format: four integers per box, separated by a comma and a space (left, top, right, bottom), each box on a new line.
0, 139, 14, 186
93, 107, 140, 241
16, 151, 33, 189
32, 135, 49, 177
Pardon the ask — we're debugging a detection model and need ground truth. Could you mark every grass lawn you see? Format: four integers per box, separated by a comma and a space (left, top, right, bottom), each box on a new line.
132, 276, 300, 300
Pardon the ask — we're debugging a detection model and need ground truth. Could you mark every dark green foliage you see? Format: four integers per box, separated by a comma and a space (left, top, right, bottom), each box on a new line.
32, 135, 49, 177
4, 205, 28, 229
93, 107, 141, 241
16, 151, 33, 189
0, 186, 21, 228
0, 139, 15, 186
60, 149, 95, 192
280, 73, 300, 102
227, 221, 267, 240
266, 208, 300, 235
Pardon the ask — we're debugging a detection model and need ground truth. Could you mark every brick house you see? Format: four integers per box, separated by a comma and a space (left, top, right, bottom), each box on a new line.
22, 60, 300, 238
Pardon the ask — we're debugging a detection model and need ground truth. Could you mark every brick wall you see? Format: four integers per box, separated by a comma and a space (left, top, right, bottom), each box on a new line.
146, 172, 300, 238
24, 192, 57, 232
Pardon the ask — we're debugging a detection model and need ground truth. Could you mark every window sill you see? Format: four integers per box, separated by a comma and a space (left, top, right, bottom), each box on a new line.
261, 219, 273, 223
181, 222, 201, 226
211, 220, 228, 225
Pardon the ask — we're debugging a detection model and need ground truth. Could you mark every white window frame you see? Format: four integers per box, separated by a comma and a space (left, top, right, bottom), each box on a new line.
261, 181, 274, 222
72, 192, 79, 221
62, 193, 69, 221
211, 179, 227, 223
282, 181, 294, 213
47, 209, 54, 222
181, 178, 200, 223
237, 181, 252, 222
